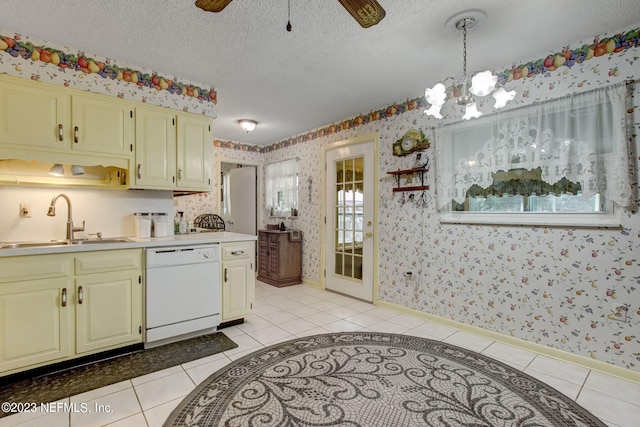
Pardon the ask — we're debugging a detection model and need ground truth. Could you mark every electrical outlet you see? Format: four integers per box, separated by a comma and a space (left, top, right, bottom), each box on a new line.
20, 202, 31, 218
609, 303, 628, 323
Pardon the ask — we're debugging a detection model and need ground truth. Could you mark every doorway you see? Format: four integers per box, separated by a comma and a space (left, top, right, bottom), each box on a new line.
323, 134, 378, 302
219, 161, 258, 236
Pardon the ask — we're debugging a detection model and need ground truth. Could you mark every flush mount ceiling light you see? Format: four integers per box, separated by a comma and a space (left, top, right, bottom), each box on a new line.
238, 119, 257, 133
49, 163, 64, 176
424, 10, 516, 121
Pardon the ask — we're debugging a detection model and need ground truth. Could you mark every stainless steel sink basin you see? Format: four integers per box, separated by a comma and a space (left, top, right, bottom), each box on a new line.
0, 241, 69, 249
0, 238, 132, 249
70, 238, 131, 245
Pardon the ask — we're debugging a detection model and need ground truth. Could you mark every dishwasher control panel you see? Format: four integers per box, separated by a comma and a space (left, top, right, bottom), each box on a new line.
146, 244, 220, 267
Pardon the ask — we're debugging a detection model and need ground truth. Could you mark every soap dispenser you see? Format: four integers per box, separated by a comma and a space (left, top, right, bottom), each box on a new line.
178, 212, 188, 234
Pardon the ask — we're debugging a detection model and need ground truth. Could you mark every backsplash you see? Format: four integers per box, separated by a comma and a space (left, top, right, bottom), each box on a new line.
0, 187, 173, 242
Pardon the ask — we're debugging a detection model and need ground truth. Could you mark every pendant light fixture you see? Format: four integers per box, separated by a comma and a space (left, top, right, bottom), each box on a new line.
49, 163, 64, 176
424, 10, 515, 120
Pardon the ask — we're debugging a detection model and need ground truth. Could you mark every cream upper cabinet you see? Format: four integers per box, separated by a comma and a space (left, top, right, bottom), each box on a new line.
0, 76, 70, 151
134, 108, 212, 191
71, 94, 134, 156
176, 113, 212, 190
0, 75, 133, 158
134, 106, 177, 189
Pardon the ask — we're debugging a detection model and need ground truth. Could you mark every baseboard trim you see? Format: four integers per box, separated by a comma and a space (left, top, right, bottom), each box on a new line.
376, 300, 640, 385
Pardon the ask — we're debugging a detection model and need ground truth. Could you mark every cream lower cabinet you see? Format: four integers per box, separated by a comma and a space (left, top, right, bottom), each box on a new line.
221, 241, 255, 322
0, 249, 142, 376
74, 250, 143, 354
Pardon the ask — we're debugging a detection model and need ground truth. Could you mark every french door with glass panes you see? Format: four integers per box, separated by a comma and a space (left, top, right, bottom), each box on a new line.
324, 139, 375, 301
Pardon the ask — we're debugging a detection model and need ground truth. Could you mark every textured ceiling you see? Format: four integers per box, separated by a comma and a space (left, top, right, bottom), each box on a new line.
1, 1, 639, 145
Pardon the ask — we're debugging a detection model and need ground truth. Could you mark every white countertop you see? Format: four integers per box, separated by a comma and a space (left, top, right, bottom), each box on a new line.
0, 232, 257, 257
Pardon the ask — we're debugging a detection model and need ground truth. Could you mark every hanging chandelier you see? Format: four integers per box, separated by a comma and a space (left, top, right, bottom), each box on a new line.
424, 10, 515, 120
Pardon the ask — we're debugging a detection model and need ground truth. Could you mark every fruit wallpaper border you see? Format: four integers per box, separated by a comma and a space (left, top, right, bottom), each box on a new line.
0, 30, 217, 117
261, 26, 639, 153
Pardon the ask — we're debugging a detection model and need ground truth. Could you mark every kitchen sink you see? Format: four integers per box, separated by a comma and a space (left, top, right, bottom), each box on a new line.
70, 238, 131, 245
0, 241, 69, 249
0, 238, 132, 249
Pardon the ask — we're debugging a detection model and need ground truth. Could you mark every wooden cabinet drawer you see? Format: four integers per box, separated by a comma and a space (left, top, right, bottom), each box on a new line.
75, 249, 141, 275
0, 254, 71, 283
221, 241, 254, 261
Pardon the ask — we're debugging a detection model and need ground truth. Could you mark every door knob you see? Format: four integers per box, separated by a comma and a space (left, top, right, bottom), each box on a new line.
365, 232, 373, 238
367, 221, 372, 227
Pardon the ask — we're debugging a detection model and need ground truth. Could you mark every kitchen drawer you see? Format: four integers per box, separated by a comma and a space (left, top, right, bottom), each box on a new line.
221, 241, 254, 261
0, 253, 71, 283
75, 249, 142, 275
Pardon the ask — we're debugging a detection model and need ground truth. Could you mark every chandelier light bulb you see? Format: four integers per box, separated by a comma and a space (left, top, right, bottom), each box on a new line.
469, 71, 498, 97
463, 102, 482, 120
492, 87, 517, 109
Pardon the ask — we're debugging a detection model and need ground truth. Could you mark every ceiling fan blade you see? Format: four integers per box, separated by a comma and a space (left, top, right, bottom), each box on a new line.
337, 0, 386, 28
194, 0, 233, 13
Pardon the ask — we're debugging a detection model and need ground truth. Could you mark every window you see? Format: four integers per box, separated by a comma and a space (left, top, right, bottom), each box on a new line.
436, 83, 633, 226
265, 158, 299, 217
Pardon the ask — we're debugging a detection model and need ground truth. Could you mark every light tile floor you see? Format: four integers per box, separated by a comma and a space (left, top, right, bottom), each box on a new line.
2, 281, 639, 427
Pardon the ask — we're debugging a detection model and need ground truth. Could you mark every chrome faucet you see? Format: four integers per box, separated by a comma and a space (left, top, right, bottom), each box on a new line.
46, 193, 85, 241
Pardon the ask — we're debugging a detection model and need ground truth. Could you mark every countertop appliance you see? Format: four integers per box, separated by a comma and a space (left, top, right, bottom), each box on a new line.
145, 244, 220, 347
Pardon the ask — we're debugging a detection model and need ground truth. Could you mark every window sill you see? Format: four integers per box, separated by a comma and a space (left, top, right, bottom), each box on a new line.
440, 210, 622, 228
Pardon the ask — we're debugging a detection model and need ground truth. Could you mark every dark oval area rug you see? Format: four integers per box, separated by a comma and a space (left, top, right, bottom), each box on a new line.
164, 332, 605, 427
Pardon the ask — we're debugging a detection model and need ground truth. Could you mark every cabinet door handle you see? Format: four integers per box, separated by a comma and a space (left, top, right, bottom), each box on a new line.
178, 168, 183, 180
224, 268, 228, 282
58, 124, 64, 141
74, 126, 79, 143
230, 251, 244, 255
61, 288, 67, 307
78, 286, 83, 304
137, 164, 142, 179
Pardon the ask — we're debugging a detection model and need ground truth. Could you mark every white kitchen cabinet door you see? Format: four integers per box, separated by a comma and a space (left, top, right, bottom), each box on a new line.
75, 270, 142, 354
176, 113, 212, 191
0, 77, 70, 151
134, 106, 176, 189
71, 94, 134, 157
0, 277, 73, 373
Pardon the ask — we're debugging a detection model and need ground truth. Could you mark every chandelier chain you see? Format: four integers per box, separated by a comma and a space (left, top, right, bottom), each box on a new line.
462, 20, 468, 80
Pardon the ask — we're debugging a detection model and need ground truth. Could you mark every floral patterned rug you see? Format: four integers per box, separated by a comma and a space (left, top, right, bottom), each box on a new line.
164, 332, 605, 427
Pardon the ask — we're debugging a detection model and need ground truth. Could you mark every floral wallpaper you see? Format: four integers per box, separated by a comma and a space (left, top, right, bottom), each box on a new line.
0, 30, 217, 117
254, 25, 640, 373
2, 24, 640, 373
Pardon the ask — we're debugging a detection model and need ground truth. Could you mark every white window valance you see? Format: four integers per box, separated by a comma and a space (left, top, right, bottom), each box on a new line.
265, 158, 299, 216
435, 83, 634, 212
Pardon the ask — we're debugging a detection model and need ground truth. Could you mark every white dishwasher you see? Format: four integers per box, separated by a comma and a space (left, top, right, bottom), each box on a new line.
145, 244, 221, 347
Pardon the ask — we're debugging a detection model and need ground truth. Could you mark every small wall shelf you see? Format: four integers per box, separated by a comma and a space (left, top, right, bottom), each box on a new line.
387, 167, 429, 192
